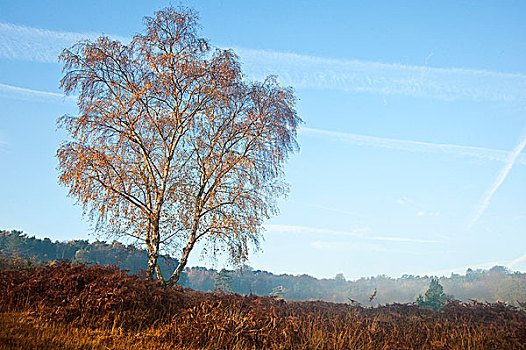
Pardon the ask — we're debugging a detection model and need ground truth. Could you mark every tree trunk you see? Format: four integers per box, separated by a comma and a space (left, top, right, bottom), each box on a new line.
147, 249, 159, 280
166, 235, 195, 286
155, 262, 164, 281
146, 220, 161, 280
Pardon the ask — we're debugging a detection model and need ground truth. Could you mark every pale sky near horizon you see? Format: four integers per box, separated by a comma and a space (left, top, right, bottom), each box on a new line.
0, 0, 525, 280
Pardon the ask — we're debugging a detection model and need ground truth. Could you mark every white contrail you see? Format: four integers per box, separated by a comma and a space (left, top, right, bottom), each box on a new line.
428, 253, 526, 276
0, 22, 128, 63
265, 224, 443, 244
2, 81, 525, 166
301, 127, 526, 165
0, 136, 7, 152
234, 47, 526, 102
265, 224, 367, 238
468, 131, 526, 229
509, 253, 526, 268
1, 22, 526, 102
0, 83, 76, 104
310, 241, 454, 255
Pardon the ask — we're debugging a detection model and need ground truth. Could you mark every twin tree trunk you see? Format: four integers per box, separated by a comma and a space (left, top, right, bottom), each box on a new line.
146, 213, 199, 286
146, 236, 196, 286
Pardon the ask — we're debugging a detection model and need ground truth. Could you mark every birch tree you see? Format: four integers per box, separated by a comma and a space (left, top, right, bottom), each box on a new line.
57, 7, 301, 285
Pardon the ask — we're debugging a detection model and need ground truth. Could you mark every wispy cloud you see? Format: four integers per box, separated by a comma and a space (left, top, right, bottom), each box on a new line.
0, 22, 127, 63
509, 254, 526, 268
311, 240, 453, 255
1, 22, 526, 102
265, 224, 443, 244
265, 224, 368, 238
234, 48, 526, 102
396, 197, 414, 208
304, 204, 362, 219
396, 197, 440, 217
371, 236, 442, 244
0, 135, 7, 153
2, 80, 525, 168
427, 253, 526, 276
302, 127, 526, 165
0, 83, 76, 104
468, 131, 526, 229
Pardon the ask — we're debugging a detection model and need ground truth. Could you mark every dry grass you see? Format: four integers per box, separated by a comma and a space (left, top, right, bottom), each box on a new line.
0, 311, 184, 350
0, 260, 524, 349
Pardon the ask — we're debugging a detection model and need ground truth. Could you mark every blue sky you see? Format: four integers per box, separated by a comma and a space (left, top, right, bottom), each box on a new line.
1, 0, 525, 280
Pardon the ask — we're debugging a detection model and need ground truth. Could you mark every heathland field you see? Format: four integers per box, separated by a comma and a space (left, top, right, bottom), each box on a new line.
1, 259, 524, 349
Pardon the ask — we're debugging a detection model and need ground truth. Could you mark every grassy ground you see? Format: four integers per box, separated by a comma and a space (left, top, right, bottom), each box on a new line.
0, 311, 181, 350
0, 260, 524, 349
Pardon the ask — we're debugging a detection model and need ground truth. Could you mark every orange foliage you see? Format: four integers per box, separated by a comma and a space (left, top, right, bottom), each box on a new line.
57, 7, 300, 283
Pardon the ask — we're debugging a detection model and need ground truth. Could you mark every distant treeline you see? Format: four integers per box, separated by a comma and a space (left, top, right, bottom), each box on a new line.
1, 229, 525, 305
0, 229, 179, 279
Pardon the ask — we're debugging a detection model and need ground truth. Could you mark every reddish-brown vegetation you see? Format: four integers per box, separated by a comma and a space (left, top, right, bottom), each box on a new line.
1, 260, 525, 349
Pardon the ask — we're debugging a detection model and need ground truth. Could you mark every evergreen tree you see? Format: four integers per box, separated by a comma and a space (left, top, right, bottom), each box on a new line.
214, 269, 232, 293
417, 278, 447, 311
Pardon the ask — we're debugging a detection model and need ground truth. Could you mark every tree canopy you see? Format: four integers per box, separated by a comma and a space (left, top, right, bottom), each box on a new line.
57, 7, 301, 285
